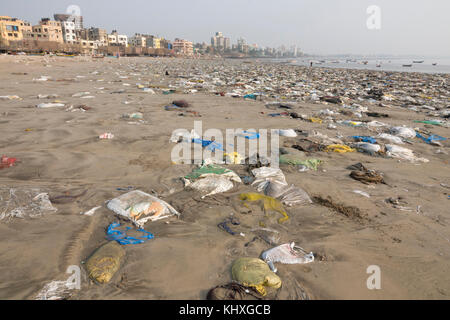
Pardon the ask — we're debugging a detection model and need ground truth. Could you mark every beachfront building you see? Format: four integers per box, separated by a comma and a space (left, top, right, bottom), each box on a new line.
88, 27, 108, 47
60, 21, 77, 44
28, 18, 64, 43
173, 38, 193, 55
0, 16, 31, 46
108, 30, 127, 46
54, 13, 83, 30
128, 33, 147, 47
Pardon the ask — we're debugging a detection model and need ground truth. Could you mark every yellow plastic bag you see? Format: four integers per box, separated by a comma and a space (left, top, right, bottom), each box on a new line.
231, 257, 282, 296
310, 117, 323, 124
325, 144, 355, 153
85, 241, 125, 284
240, 193, 289, 223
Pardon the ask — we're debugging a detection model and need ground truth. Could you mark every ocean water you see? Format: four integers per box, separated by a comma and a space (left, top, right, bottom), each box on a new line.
281, 57, 450, 74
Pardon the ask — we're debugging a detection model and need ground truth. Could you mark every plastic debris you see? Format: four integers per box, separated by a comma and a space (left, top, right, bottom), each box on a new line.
240, 193, 289, 223
324, 144, 355, 153
386, 144, 429, 163
99, 133, 114, 139
85, 241, 125, 284
261, 242, 314, 272
106, 222, 154, 245
36, 103, 65, 108
80, 206, 101, 216
231, 257, 282, 296
107, 190, 180, 227
0, 155, 17, 169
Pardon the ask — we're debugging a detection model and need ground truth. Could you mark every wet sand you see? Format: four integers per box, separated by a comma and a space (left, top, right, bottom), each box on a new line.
0, 55, 449, 299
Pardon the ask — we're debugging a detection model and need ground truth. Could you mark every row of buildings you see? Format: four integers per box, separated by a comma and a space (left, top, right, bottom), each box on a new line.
0, 14, 194, 55
1, 14, 300, 57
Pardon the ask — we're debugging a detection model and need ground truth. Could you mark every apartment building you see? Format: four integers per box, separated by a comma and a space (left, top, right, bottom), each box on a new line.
88, 27, 108, 46
54, 13, 83, 30
173, 38, 193, 55
128, 33, 147, 47
27, 18, 64, 43
0, 16, 31, 46
108, 30, 127, 46
60, 21, 77, 44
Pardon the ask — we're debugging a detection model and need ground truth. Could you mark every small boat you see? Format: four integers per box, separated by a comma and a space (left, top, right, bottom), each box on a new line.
432, 63, 437, 66
362, 61, 368, 65
402, 64, 413, 67
413, 60, 424, 63
92, 54, 105, 59
376, 64, 381, 68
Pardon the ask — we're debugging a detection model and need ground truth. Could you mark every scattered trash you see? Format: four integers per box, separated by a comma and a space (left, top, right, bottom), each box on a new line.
80, 206, 101, 216
0, 188, 57, 221
0, 155, 17, 169
106, 222, 154, 245
35, 280, 76, 300
218, 217, 240, 235
207, 282, 263, 300
353, 190, 370, 198
85, 241, 125, 284
240, 193, 289, 223
36, 103, 65, 108
261, 242, 314, 272
107, 190, 180, 227
99, 133, 114, 139
324, 144, 355, 153
348, 163, 385, 184
231, 257, 282, 296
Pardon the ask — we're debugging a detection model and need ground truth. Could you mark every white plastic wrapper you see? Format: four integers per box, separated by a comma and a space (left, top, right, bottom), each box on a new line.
386, 144, 429, 163
390, 126, 416, 139
184, 174, 236, 198
261, 242, 314, 272
107, 190, 180, 227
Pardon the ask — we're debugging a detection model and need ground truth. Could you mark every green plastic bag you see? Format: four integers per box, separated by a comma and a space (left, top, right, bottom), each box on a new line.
184, 164, 233, 181
231, 257, 282, 296
280, 156, 323, 170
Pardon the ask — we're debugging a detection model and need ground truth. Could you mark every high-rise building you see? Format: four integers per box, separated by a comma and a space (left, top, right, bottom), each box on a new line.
211, 32, 230, 51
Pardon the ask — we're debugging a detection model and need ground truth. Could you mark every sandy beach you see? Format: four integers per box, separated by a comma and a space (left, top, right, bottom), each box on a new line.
0, 55, 449, 300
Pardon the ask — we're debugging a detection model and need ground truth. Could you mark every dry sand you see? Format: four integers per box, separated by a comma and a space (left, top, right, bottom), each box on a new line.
0, 55, 449, 300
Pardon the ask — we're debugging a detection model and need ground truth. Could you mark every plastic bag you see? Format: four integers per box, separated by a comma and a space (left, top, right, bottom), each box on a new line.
324, 144, 355, 153
107, 190, 180, 227
390, 126, 416, 139
261, 242, 314, 272
85, 241, 125, 284
183, 165, 241, 197
385, 144, 429, 163
240, 193, 289, 223
231, 257, 281, 296
376, 133, 404, 144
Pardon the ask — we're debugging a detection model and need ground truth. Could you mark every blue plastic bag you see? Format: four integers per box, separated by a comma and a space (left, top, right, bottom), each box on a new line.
351, 136, 377, 144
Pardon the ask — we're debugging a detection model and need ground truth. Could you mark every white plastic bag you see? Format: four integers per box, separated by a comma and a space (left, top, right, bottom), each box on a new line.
390, 126, 416, 139
107, 190, 180, 227
261, 242, 314, 272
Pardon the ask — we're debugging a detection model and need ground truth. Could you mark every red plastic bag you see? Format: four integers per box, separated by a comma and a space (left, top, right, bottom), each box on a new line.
0, 155, 17, 169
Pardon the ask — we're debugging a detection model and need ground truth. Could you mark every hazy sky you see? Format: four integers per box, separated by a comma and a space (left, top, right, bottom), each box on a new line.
1, 0, 449, 56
